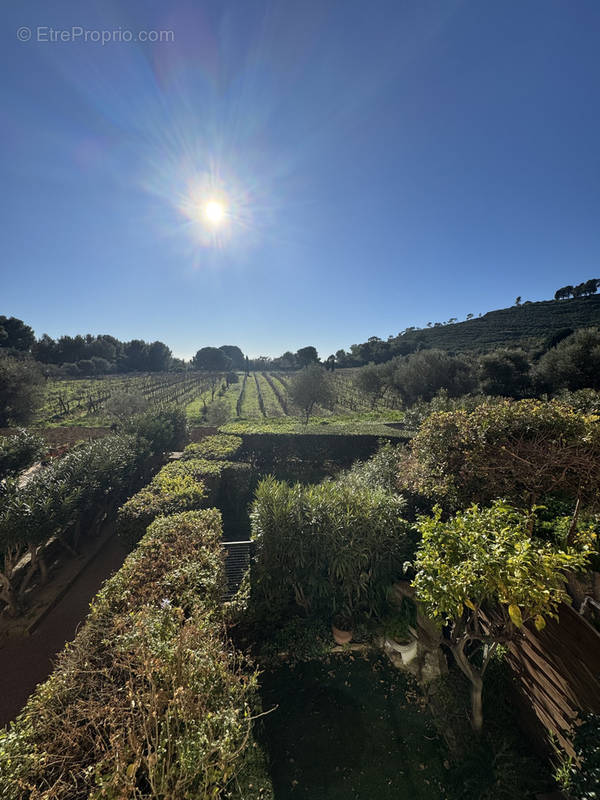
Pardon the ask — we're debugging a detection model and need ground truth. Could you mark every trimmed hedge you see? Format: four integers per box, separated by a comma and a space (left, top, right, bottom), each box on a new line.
116, 460, 208, 545
117, 457, 253, 545
181, 434, 242, 462
0, 510, 261, 799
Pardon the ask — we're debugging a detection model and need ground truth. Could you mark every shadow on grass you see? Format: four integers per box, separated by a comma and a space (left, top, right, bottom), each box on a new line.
256, 654, 454, 800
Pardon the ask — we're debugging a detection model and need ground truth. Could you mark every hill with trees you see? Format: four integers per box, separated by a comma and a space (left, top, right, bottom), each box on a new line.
336, 292, 600, 366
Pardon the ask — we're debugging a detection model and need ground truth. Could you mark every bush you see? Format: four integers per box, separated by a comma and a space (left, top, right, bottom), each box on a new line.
0, 429, 46, 482
0, 355, 43, 427
126, 407, 188, 454
568, 713, 600, 799
0, 510, 260, 799
534, 327, 600, 392
399, 399, 600, 512
250, 476, 414, 623
117, 460, 208, 545
181, 434, 242, 462
0, 434, 147, 615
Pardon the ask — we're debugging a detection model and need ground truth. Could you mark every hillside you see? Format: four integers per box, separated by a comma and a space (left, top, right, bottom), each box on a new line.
393, 295, 600, 354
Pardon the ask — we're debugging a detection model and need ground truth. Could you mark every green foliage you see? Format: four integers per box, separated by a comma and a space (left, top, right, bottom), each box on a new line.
221, 412, 406, 438
400, 399, 600, 511
340, 440, 405, 494
568, 713, 600, 799
478, 349, 531, 398
289, 365, 335, 423
534, 327, 600, 392
389, 349, 477, 406
250, 476, 414, 623
412, 500, 592, 732
0, 355, 43, 427
125, 406, 188, 454
117, 459, 208, 545
0, 428, 46, 481
0, 510, 260, 799
182, 434, 243, 461
0, 434, 148, 614
412, 502, 592, 628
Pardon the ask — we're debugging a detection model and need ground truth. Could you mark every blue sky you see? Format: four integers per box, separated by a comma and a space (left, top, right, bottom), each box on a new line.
2, 0, 600, 359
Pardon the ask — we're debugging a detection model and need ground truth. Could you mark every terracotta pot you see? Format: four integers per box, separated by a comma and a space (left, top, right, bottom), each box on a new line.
332, 624, 352, 645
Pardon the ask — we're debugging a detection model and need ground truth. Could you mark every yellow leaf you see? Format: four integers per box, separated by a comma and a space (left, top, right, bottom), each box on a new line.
464, 599, 476, 611
126, 763, 137, 779
508, 604, 523, 628
534, 615, 546, 631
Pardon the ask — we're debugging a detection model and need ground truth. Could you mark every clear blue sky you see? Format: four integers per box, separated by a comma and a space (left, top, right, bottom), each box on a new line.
2, 0, 600, 359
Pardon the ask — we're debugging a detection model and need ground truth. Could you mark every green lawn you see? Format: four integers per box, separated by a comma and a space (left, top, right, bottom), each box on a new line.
257, 655, 454, 800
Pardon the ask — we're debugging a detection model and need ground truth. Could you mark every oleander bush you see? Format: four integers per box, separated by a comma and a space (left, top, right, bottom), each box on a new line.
0, 510, 261, 800
181, 434, 243, 462
0, 434, 148, 615
0, 428, 46, 482
250, 476, 414, 623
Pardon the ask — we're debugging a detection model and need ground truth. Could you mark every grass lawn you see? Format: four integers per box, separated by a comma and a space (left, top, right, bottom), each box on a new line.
257, 655, 454, 800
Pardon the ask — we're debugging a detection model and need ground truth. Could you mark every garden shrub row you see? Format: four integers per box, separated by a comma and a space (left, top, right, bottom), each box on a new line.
0, 428, 46, 482
0, 510, 263, 799
0, 434, 150, 615
250, 476, 415, 625
117, 452, 253, 545
181, 433, 242, 461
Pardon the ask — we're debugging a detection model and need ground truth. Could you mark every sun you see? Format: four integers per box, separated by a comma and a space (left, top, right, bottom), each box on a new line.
204, 200, 225, 224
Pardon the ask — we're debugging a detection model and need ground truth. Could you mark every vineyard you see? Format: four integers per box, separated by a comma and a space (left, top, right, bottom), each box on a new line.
33, 369, 404, 428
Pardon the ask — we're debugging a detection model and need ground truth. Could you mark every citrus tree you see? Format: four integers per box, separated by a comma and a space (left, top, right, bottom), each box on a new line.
412, 501, 593, 733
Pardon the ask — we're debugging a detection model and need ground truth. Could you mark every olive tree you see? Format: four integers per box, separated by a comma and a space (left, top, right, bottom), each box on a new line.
412, 501, 592, 733
289, 364, 335, 423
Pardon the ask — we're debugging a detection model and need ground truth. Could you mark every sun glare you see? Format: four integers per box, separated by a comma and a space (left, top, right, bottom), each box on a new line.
204, 200, 225, 224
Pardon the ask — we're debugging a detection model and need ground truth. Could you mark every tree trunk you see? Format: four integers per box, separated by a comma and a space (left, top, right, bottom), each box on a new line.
470, 674, 484, 734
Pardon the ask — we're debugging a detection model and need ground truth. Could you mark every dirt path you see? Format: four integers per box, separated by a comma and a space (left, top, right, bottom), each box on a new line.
0, 532, 129, 727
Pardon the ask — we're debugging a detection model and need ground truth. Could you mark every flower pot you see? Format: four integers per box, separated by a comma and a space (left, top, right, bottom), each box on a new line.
332, 624, 353, 645
384, 636, 418, 664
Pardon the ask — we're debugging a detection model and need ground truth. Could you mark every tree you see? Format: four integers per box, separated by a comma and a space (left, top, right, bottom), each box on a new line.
147, 341, 172, 372
533, 327, 600, 392
289, 364, 335, 423
193, 347, 231, 371
295, 346, 319, 368
515, 296, 521, 305
0, 317, 35, 352
219, 345, 245, 370
478, 349, 531, 398
412, 501, 592, 733
0, 355, 43, 427
391, 349, 476, 406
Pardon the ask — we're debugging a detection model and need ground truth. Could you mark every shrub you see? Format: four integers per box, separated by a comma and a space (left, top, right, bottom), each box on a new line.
0, 355, 43, 427
0, 434, 147, 615
399, 399, 600, 512
0, 510, 260, 799
0, 428, 46, 482
125, 406, 188, 454
250, 476, 414, 623
181, 434, 242, 462
569, 712, 600, 799
117, 460, 208, 545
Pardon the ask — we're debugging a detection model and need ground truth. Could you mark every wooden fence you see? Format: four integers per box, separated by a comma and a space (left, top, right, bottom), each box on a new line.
504, 603, 600, 756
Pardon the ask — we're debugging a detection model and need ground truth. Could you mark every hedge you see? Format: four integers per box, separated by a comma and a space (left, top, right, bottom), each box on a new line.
181, 434, 242, 462
117, 457, 253, 545
0, 510, 262, 799
116, 460, 208, 545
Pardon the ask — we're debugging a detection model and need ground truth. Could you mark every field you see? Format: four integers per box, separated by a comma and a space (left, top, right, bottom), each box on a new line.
32, 369, 405, 430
